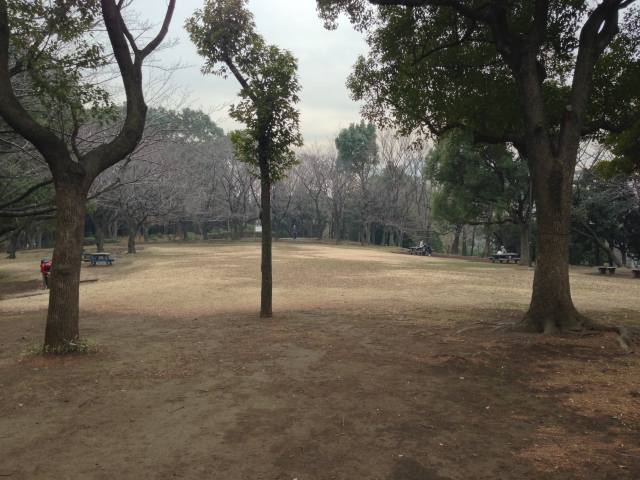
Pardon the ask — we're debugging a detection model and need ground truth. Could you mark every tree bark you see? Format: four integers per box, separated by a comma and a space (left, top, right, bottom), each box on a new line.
522, 157, 585, 333
461, 226, 467, 256
44, 184, 87, 349
259, 166, 273, 318
470, 225, 476, 256
95, 221, 105, 252
127, 219, 137, 254
5, 227, 19, 258
519, 221, 530, 266
451, 224, 463, 255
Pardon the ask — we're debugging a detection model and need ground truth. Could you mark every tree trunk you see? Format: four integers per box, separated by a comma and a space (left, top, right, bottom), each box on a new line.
259, 167, 273, 318
111, 219, 119, 240
461, 226, 467, 256
523, 157, 585, 333
95, 221, 105, 252
181, 221, 188, 241
6, 227, 19, 259
519, 221, 531, 267
44, 184, 87, 350
483, 225, 491, 257
451, 224, 463, 255
127, 220, 137, 254
470, 225, 476, 257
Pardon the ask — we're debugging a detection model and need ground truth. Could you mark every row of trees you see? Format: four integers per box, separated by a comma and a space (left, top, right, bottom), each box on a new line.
2, 0, 639, 350
88, 120, 433, 254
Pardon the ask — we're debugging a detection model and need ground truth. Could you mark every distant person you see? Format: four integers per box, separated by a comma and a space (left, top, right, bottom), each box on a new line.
40, 259, 52, 289
426, 243, 433, 256
497, 245, 507, 255
291, 223, 298, 240
418, 240, 425, 248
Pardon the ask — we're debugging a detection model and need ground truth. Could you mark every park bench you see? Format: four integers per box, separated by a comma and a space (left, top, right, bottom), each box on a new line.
489, 253, 520, 264
83, 252, 114, 266
597, 266, 616, 275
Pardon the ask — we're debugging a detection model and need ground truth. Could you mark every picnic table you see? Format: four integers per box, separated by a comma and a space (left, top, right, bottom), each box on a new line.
409, 245, 432, 256
597, 266, 616, 275
82, 252, 114, 266
489, 253, 520, 264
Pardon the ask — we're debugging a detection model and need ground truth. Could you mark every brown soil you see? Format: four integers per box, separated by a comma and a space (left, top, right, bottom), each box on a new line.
1, 242, 639, 480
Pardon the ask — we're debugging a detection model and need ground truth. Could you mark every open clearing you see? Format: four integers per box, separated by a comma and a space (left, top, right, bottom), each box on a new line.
1, 242, 640, 480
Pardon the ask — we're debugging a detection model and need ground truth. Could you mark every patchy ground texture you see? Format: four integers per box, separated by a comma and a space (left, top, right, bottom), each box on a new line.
1, 241, 640, 480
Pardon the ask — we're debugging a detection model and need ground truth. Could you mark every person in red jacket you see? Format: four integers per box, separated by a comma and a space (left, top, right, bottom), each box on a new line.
40, 259, 52, 289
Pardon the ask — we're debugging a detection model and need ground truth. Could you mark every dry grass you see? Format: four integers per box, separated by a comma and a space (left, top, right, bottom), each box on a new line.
1, 241, 639, 479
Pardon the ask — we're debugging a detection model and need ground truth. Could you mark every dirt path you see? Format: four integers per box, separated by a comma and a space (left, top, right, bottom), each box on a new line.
1, 242, 639, 479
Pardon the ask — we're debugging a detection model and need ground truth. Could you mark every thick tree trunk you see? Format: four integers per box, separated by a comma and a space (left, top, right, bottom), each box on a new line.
519, 222, 531, 266
260, 169, 273, 318
44, 184, 87, 350
523, 158, 585, 333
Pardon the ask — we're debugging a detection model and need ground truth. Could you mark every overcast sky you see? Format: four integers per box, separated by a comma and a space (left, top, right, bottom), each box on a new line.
133, 0, 368, 145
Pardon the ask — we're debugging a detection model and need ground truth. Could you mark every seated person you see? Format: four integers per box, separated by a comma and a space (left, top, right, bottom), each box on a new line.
496, 246, 507, 255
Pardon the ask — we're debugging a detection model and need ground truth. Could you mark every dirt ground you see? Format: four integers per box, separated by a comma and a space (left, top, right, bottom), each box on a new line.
1, 241, 640, 480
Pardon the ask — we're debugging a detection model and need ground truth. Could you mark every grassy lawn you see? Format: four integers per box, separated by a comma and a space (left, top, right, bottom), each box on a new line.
1, 242, 639, 479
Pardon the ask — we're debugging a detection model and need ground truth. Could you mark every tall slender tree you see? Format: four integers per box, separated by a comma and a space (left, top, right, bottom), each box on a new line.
187, 0, 302, 317
335, 121, 379, 244
0, 0, 176, 350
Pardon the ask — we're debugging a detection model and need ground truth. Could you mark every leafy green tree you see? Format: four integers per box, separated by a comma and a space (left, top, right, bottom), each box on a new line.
317, 0, 639, 333
427, 130, 532, 262
187, 0, 302, 318
0, 0, 176, 350
335, 121, 378, 243
572, 169, 640, 266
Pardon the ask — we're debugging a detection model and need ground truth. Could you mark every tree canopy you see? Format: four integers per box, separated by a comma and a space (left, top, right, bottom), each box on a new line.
186, 0, 302, 180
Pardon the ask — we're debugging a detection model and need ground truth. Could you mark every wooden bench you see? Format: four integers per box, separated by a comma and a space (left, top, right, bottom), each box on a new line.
597, 266, 616, 275
85, 252, 114, 266
489, 253, 520, 264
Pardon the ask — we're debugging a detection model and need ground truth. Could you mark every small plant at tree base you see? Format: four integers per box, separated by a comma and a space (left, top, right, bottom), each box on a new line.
24, 338, 99, 356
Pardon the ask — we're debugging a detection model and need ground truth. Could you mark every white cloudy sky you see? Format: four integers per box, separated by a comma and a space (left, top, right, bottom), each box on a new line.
131, 0, 368, 144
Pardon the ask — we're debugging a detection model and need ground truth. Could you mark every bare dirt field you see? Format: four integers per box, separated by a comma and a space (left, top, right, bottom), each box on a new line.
1, 242, 640, 480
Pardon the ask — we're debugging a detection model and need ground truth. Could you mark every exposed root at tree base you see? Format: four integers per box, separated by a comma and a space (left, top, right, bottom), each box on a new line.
581, 320, 634, 353
518, 311, 634, 353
